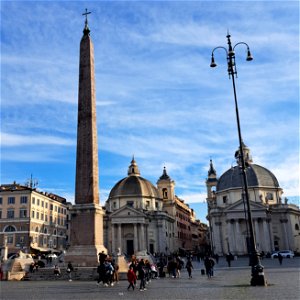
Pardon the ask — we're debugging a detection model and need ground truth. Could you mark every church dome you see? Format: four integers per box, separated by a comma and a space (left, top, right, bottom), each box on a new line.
216, 164, 280, 192
108, 158, 159, 199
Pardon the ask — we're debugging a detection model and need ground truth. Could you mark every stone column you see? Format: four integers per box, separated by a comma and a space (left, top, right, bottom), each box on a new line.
118, 224, 122, 253
281, 220, 289, 249
254, 219, 260, 251
267, 219, 274, 251
235, 220, 241, 253
140, 224, 145, 251
134, 224, 138, 253
262, 219, 270, 251
227, 220, 233, 253
111, 224, 115, 254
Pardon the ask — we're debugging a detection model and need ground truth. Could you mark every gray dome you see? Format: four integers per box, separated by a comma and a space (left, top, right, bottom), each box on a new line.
216, 164, 280, 192
108, 175, 159, 199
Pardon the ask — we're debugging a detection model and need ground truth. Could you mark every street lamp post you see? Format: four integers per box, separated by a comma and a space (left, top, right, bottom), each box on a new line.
210, 34, 266, 286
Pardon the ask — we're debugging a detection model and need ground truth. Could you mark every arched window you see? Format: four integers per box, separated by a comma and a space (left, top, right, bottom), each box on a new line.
44, 228, 48, 234
162, 188, 168, 199
35, 226, 39, 232
4, 225, 16, 232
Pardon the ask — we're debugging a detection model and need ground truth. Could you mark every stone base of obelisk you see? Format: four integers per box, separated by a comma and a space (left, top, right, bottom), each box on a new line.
65, 245, 107, 267
114, 255, 129, 273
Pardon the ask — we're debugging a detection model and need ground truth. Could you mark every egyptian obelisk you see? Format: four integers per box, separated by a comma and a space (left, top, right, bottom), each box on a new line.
65, 10, 107, 266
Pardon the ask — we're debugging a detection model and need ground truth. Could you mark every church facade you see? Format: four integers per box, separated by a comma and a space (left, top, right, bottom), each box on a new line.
104, 158, 208, 256
206, 144, 300, 256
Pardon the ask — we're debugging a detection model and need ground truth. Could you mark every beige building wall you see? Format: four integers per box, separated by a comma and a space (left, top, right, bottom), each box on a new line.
0, 183, 69, 257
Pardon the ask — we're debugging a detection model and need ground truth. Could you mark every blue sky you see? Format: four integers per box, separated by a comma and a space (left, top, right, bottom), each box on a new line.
1, 1, 299, 224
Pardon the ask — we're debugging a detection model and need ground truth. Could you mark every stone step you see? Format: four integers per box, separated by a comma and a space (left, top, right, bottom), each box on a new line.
25, 267, 128, 281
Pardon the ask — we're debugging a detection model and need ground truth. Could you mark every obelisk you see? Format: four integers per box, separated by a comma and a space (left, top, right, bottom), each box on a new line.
65, 10, 107, 266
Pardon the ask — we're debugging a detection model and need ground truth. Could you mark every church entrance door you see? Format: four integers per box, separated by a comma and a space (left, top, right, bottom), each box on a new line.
127, 240, 134, 255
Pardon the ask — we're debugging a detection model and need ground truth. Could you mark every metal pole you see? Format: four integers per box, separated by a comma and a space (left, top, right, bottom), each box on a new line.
229, 55, 258, 266
210, 34, 267, 286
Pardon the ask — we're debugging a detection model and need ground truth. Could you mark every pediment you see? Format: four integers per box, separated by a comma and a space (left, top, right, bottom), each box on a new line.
224, 199, 265, 212
109, 205, 147, 219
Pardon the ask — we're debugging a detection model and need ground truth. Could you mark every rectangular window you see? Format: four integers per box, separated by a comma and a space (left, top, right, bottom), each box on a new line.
20, 209, 27, 218
7, 209, 15, 218
45, 215, 48, 222
45, 202, 48, 209
155, 202, 159, 209
41, 213, 44, 221
32, 197, 35, 205
37, 199, 40, 206
127, 201, 134, 207
113, 202, 116, 208
20, 196, 28, 204
0, 210, 2, 219
55, 206, 57, 212
0, 197, 2, 205
31, 210, 35, 218
7, 235, 14, 244
41, 201, 44, 208
50, 204, 53, 211
8, 197, 15, 205
50, 216, 53, 223
36, 212, 39, 219
223, 196, 227, 204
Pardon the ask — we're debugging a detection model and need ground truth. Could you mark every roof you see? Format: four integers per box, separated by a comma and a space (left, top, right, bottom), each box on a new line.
216, 164, 280, 192
108, 175, 159, 199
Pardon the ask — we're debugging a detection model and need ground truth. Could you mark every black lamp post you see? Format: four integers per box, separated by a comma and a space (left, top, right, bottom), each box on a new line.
210, 33, 266, 286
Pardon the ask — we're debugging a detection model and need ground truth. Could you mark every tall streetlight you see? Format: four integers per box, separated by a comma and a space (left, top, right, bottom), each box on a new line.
210, 34, 266, 286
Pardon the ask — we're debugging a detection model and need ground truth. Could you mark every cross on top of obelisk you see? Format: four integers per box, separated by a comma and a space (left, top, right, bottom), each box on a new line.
82, 8, 91, 35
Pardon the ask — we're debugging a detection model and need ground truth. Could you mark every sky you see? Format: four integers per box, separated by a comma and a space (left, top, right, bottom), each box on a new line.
1, 0, 299, 224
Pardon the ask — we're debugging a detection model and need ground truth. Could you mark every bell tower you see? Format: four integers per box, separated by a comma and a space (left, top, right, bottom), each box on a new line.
65, 10, 107, 266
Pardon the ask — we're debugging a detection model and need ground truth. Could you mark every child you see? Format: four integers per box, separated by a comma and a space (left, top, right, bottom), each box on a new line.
127, 266, 137, 291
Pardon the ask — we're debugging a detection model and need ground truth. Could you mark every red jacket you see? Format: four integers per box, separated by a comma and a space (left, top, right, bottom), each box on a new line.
127, 269, 137, 283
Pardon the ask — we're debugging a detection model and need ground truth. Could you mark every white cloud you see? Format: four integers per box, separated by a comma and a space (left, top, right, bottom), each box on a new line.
1, 132, 74, 147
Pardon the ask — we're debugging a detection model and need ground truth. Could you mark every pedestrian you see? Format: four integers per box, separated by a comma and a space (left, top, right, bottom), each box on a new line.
29, 262, 35, 273
278, 253, 283, 265
137, 259, 146, 291
96, 262, 106, 286
209, 257, 215, 277
53, 265, 61, 277
104, 260, 115, 286
186, 258, 193, 278
127, 266, 137, 291
112, 260, 119, 284
226, 254, 231, 267
98, 251, 107, 264
66, 262, 74, 281
204, 256, 212, 278
176, 257, 183, 278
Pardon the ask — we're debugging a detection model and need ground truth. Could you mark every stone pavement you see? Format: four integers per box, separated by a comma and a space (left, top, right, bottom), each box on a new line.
1, 257, 299, 300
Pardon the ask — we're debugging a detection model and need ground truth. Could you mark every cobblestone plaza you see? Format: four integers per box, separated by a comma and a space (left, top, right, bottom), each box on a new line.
1, 257, 299, 300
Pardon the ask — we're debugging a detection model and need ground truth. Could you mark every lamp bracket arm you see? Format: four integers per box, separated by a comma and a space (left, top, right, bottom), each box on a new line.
233, 42, 250, 51
211, 46, 228, 57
